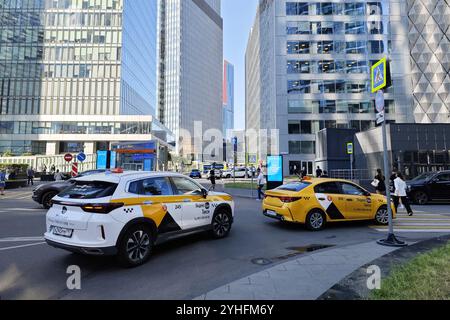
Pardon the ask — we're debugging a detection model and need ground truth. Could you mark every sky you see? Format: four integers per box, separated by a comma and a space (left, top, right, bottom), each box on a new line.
222, 0, 259, 130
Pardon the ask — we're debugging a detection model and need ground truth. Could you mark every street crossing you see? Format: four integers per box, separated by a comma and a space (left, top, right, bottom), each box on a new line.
371, 211, 450, 233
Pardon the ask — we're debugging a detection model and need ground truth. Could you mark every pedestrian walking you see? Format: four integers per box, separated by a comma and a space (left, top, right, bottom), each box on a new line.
393, 173, 414, 216
54, 169, 64, 181
209, 168, 216, 191
256, 168, 266, 201
50, 164, 56, 173
372, 168, 386, 195
0, 169, 6, 196
316, 166, 323, 178
301, 167, 307, 179
26, 167, 35, 186
389, 167, 398, 196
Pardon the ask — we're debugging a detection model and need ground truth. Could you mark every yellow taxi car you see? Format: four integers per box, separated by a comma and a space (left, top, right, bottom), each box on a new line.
262, 178, 396, 231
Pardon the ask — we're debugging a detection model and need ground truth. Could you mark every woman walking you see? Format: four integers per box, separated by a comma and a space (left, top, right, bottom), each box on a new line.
393, 173, 414, 216
373, 169, 386, 195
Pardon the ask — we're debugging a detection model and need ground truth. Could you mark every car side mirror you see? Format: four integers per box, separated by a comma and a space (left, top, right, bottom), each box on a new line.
202, 188, 209, 198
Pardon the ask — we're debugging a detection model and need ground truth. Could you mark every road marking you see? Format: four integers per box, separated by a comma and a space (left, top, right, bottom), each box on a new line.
0, 237, 45, 242
0, 242, 46, 252
0, 192, 33, 200
5, 208, 45, 212
374, 229, 450, 233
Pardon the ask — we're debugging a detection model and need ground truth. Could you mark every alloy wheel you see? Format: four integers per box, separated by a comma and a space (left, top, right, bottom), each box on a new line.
126, 230, 151, 263
376, 208, 389, 224
309, 212, 324, 230
213, 213, 231, 237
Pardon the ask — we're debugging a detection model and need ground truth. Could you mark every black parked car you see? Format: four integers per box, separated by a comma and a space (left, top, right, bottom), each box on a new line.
407, 171, 450, 205
32, 170, 106, 209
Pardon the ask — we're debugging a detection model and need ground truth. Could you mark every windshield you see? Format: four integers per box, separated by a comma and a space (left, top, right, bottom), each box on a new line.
59, 181, 118, 199
411, 172, 435, 182
277, 182, 311, 192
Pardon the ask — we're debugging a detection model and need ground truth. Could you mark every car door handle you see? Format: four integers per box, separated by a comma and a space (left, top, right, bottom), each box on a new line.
143, 201, 153, 205
346, 199, 353, 202
318, 198, 326, 201
183, 199, 191, 203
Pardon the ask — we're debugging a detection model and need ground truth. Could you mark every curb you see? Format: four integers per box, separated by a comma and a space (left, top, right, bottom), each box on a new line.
318, 234, 450, 300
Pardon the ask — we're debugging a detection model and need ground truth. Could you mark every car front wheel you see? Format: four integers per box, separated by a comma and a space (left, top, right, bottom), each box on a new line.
375, 206, 389, 225
42, 191, 57, 209
413, 191, 429, 205
305, 210, 326, 231
117, 225, 154, 268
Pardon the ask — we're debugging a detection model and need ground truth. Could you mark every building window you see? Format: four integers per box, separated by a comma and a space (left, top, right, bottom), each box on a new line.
287, 21, 311, 34
287, 41, 310, 54
288, 80, 311, 94
287, 60, 310, 74
286, 2, 309, 15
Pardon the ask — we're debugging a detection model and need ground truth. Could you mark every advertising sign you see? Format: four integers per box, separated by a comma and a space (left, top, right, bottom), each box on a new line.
267, 155, 283, 181
97, 151, 108, 170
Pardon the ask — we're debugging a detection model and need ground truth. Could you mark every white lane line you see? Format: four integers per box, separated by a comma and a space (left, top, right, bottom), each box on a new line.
0, 242, 46, 252
5, 208, 45, 212
374, 229, 450, 233
0, 192, 33, 200
0, 237, 45, 242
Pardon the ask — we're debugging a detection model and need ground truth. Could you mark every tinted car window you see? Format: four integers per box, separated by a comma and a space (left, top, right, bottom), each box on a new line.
171, 177, 202, 195
314, 182, 340, 194
436, 174, 450, 182
128, 177, 173, 196
277, 182, 311, 192
59, 181, 117, 199
340, 183, 366, 196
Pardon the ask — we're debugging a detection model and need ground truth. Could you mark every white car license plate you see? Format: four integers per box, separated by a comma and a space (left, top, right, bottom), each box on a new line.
266, 210, 278, 217
51, 226, 73, 238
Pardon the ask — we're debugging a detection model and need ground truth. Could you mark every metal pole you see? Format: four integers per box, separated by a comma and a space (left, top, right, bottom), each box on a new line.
377, 104, 407, 247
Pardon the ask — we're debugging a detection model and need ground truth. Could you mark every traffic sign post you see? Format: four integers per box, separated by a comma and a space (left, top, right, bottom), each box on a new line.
372, 59, 407, 248
347, 143, 354, 180
71, 162, 79, 177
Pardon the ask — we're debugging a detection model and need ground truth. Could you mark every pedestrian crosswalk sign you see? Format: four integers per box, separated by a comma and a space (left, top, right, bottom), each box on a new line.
371, 58, 388, 93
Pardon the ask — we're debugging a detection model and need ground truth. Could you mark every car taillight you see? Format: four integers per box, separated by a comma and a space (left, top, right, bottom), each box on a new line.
279, 197, 300, 203
81, 203, 124, 214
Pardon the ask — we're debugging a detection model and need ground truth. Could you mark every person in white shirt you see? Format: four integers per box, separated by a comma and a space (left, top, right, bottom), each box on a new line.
256, 168, 266, 201
394, 173, 414, 216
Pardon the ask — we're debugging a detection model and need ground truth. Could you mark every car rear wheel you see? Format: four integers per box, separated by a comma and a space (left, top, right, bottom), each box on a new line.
42, 191, 57, 209
117, 224, 153, 268
375, 206, 389, 225
305, 210, 326, 231
413, 191, 429, 205
211, 210, 232, 239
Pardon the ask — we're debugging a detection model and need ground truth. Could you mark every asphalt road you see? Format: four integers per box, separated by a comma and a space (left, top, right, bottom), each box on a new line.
1, 185, 450, 300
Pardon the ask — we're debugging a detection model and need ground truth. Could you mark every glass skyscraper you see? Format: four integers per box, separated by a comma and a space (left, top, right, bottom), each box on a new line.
246, 0, 414, 175
223, 60, 234, 138
0, 0, 172, 155
157, 0, 223, 161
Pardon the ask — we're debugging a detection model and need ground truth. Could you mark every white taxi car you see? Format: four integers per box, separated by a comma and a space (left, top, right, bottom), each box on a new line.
44, 171, 234, 267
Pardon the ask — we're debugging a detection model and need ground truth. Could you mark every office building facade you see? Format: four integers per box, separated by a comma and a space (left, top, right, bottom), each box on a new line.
223, 60, 234, 138
407, 0, 450, 124
246, 0, 414, 175
0, 0, 173, 156
157, 0, 223, 161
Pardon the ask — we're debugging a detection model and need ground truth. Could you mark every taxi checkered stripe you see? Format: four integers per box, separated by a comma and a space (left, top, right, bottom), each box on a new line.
123, 208, 135, 214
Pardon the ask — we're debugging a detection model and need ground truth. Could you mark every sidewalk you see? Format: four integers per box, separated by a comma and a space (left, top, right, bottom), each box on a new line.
194, 241, 401, 300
